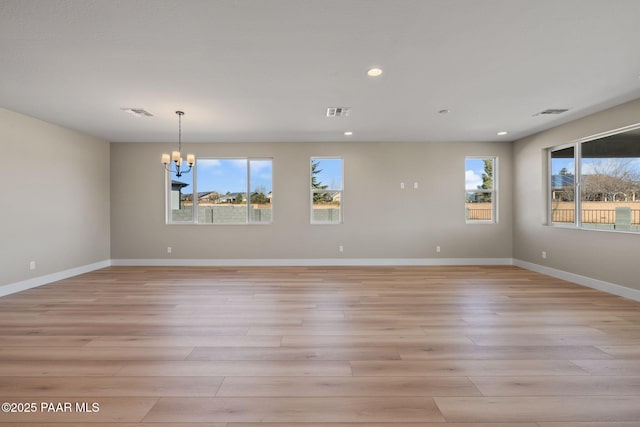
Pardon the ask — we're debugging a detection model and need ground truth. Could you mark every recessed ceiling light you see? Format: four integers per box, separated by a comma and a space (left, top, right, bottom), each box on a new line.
367, 67, 383, 77
344, 131, 353, 136
438, 109, 451, 114
497, 131, 508, 136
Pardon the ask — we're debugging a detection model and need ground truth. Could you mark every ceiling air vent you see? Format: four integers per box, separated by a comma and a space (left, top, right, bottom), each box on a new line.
326, 107, 351, 117
121, 108, 154, 117
534, 108, 569, 116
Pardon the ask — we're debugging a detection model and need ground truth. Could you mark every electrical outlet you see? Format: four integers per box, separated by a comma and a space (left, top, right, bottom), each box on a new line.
339, 245, 344, 253
436, 246, 441, 253
167, 246, 172, 254
413, 182, 419, 189
29, 261, 36, 270
400, 182, 405, 189
541, 251, 547, 259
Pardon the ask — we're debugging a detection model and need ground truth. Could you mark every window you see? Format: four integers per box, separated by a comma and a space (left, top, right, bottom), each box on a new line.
311, 157, 343, 224
465, 157, 497, 223
548, 125, 640, 232
550, 145, 576, 224
166, 158, 272, 224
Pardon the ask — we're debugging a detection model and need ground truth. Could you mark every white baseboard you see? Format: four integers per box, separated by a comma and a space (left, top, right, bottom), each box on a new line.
513, 259, 640, 302
111, 258, 514, 267
0, 260, 112, 298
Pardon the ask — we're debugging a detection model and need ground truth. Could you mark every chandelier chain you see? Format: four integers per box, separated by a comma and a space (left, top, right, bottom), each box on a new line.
162, 110, 192, 177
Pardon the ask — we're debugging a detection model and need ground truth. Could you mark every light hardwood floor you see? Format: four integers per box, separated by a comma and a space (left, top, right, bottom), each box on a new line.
0, 265, 639, 426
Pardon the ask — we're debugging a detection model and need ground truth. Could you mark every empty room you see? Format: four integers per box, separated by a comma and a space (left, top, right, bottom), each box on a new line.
1, 0, 640, 425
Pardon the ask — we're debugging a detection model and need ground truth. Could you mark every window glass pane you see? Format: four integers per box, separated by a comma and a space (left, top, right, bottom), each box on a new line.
312, 191, 341, 223
169, 169, 193, 223
313, 158, 343, 190
465, 157, 495, 222
465, 191, 493, 221
465, 158, 493, 190
312, 158, 342, 224
550, 146, 575, 224
197, 159, 248, 224
249, 159, 273, 223
580, 135, 640, 231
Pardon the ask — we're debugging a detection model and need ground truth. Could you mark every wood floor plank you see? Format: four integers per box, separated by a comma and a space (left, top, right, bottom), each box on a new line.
423, 326, 607, 336
325, 315, 469, 326
470, 375, 640, 396
597, 344, 640, 358
0, 376, 223, 397
0, 335, 95, 347
351, 360, 589, 376
187, 346, 401, 361
0, 360, 122, 376
398, 344, 611, 360
217, 376, 482, 397
0, 397, 157, 423
0, 325, 250, 336
469, 334, 640, 346
115, 360, 352, 376
143, 397, 445, 422
434, 396, 640, 422
282, 335, 473, 347
248, 326, 427, 336
0, 346, 193, 361
85, 335, 282, 348
462, 313, 631, 326
570, 359, 640, 375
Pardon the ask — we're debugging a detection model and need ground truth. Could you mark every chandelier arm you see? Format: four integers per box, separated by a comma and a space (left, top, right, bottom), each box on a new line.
163, 163, 192, 177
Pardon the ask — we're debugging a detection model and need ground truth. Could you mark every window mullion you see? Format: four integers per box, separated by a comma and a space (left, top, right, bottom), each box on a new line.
575, 142, 581, 227
165, 170, 170, 224
246, 159, 250, 224
192, 161, 198, 223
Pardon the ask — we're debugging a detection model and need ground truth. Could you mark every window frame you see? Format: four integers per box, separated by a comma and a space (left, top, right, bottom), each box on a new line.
546, 122, 640, 232
165, 157, 273, 225
465, 156, 498, 224
548, 143, 578, 227
310, 156, 344, 225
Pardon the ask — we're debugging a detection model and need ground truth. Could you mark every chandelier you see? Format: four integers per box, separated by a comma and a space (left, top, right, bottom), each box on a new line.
162, 111, 195, 177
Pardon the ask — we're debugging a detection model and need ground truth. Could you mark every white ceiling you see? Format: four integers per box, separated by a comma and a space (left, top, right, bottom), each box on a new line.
2, 0, 640, 143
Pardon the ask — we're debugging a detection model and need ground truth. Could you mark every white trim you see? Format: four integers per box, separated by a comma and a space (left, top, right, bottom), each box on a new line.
310, 157, 344, 225
513, 259, 640, 302
112, 258, 514, 267
465, 156, 497, 224
0, 260, 111, 298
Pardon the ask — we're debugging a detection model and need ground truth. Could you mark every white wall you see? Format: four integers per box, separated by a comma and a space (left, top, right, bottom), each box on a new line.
0, 108, 110, 289
513, 98, 640, 292
110, 140, 513, 262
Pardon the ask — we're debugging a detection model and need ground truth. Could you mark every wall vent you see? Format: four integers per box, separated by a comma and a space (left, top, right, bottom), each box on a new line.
535, 108, 569, 116
326, 107, 351, 117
